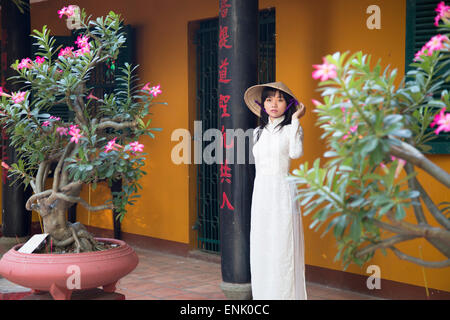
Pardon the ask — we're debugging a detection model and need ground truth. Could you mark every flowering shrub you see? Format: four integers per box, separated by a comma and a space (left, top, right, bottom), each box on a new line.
291, 2, 450, 269
0, 7, 164, 252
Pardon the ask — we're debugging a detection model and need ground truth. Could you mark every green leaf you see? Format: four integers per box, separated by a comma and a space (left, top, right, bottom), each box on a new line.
361, 139, 378, 157
378, 203, 395, 216
334, 215, 348, 238
349, 217, 361, 241
395, 204, 406, 220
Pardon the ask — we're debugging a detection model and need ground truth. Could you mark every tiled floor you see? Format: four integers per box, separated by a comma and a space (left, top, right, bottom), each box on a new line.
0, 241, 381, 300
115, 246, 381, 300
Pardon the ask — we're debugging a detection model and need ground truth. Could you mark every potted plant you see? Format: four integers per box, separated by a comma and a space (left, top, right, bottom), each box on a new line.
289, 2, 450, 270
0, 5, 164, 299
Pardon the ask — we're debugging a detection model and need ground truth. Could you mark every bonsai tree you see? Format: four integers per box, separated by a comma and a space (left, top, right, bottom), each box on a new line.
0, 6, 164, 253
290, 2, 450, 269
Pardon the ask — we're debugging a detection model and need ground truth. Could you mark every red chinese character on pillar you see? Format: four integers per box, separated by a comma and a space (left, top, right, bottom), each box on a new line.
220, 191, 235, 211
219, 94, 231, 118
221, 125, 234, 149
219, 26, 232, 49
220, 0, 231, 18
219, 58, 231, 84
220, 160, 232, 184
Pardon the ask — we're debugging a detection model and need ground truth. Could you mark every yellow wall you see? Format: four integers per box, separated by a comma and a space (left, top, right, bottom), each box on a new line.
0, 0, 446, 292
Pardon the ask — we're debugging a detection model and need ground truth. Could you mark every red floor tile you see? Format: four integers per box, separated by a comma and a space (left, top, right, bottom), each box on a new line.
116, 247, 384, 300
0, 245, 382, 301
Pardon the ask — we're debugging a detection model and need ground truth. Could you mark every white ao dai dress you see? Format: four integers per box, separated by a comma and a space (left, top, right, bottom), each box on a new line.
250, 114, 307, 300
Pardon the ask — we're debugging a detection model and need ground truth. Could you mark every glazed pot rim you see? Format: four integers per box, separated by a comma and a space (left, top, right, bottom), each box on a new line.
10, 237, 127, 257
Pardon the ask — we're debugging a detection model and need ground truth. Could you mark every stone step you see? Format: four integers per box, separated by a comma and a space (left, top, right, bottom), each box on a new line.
0, 278, 32, 300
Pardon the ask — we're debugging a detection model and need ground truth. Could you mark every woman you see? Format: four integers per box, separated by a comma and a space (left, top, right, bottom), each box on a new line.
244, 81, 307, 300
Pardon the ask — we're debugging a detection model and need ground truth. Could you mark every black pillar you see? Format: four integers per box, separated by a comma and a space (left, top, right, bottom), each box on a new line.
110, 179, 122, 240
218, 0, 258, 299
1, 0, 32, 238
68, 204, 77, 223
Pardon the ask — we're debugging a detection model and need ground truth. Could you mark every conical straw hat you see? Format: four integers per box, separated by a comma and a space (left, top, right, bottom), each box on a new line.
243, 81, 299, 117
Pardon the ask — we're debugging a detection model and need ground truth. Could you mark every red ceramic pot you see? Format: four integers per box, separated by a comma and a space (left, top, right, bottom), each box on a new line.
0, 238, 138, 300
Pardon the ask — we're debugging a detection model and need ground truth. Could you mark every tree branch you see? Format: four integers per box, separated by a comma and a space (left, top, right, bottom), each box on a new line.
388, 136, 450, 188
403, 162, 428, 224
35, 161, 49, 194
385, 211, 450, 243
389, 246, 450, 268
60, 181, 83, 194
53, 192, 114, 212
53, 143, 73, 191
369, 218, 409, 234
25, 190, 52, 211
385, 211, 450, 258
413, 174, 450, 230
97, 120, 137, 130
355, 234, 419, 258
66, 95, 88, 127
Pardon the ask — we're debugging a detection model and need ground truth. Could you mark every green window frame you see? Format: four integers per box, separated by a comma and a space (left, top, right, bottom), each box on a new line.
405, 0, 450, 154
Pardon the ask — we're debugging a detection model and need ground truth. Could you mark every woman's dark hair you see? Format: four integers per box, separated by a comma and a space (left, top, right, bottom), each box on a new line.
255, 87, 297, 142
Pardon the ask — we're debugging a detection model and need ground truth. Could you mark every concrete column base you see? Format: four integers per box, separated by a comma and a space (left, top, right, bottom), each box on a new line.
220, 281, 252, 300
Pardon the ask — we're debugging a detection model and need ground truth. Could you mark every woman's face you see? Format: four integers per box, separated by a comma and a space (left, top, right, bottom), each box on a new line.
263, 90, 287, 120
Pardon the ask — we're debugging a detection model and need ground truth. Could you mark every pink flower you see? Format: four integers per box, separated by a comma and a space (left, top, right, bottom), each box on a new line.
434, 1, 450, 26
35, 56, 45, 66
42, 121, 50, 127
68, 126, 83, 144
430, 108, 450, 135
425, 34, 449, 51
0, 87, 10, 98
11, 91, 26, 104
50, 116, 61, 121
58, 5, 76, 19
390, 156, 406, 178
415, 34, 449, 61
1, 161, 10, 170
150, 85, 162, 97
129, 141, 144, 153
414, 46, 429, 61
86, 91, 99, 101
105, 138, 123, 153
342, 125, 358, 141
17, 58, 32, 70
142, 82, 151, 92
58, 46, 74, 58
312, 58, 337, 82
75, 35, 90, 49
73, 36, 91, 57
56, 127, 68, 136
142, 83, 162, 97
70, 132, 82, 144
74, 45, 91, 57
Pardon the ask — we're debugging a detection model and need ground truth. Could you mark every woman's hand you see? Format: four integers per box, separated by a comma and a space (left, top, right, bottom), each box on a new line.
292, 102, 306, 121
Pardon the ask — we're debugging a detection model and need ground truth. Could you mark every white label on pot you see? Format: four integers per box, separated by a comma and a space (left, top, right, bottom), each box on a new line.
18, 234, 49, 253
